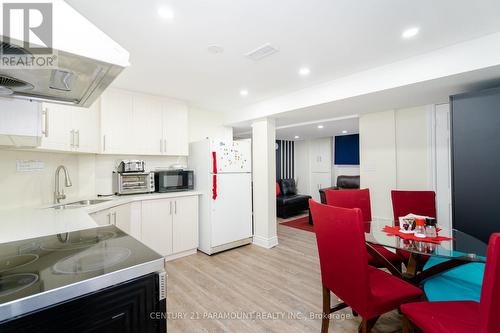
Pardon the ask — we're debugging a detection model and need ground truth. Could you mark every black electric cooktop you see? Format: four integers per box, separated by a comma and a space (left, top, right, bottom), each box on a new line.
0, 226, 164, 322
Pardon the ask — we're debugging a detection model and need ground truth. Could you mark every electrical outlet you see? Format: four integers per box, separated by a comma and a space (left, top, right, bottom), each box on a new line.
16, 160, 45, 172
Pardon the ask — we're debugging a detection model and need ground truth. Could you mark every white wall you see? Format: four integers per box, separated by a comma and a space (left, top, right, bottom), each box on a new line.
360, 110, 398, 219
360, 105, 435, 220
0, 150, 95, 209
395, 106, 432, 190
188, 107, 233, 142
294, 140, 309, 194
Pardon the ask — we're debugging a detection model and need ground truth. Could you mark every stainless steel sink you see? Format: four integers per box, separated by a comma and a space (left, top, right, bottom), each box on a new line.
52, 199, 111, 210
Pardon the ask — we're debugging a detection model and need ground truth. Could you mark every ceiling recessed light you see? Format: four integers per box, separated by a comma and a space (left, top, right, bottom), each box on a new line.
342, 130, 348, 134
299, 67, 311, 76
240, 89, 248, 97
158, 7, 175, 20
294, 135, 300, 139
402, 27, 419, 39
317, 125, 324, 129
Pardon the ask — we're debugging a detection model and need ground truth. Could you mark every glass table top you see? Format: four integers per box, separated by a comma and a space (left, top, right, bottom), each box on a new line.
365, 220, 487, 263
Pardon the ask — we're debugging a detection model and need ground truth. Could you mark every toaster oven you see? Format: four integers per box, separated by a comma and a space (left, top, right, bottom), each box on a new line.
113, 171, 155, 195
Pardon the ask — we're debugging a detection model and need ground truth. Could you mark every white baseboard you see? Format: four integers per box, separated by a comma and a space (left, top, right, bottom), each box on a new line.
253, 235, 278, 249
165, 248, 197, 262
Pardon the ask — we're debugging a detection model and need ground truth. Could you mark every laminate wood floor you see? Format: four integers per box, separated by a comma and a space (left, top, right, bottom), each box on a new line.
166, 224, 402, 333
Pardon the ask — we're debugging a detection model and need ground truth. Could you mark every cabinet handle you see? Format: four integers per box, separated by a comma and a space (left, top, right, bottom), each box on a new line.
70, 130, 75, 147
103, 135, 106, 152
75, 130, 80, 148
112, 211, 117, 225
164, 139, 167, 153
107, 213, 111, 225
160, 139, 163, 153
174, 201, 177, 214
42, 108, 49, 137
169, 201, 172, 215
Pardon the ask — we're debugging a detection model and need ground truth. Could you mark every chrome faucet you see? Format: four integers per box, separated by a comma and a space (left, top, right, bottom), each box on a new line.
54, 165, 72, 204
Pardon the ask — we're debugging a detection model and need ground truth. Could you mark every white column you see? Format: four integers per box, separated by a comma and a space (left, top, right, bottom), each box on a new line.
252, 118, 278, 248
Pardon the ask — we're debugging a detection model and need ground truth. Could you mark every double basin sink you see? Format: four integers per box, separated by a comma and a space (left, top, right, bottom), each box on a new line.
52, 199, 111, 210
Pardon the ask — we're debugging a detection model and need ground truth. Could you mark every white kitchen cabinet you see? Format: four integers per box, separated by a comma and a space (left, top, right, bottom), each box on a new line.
90, 209, 111, 226
100, 89, 134, 154
89, 203, 132, 235
141, 196, 198, 257
310, 137, 332, 173
100, 88, 189, 156
39, 101, 99, 153
310, 172, 332, 202
0, 98, 42, 147
141, 199, 173, 256
172, 196, 198, 253
132, 94, 164, 155
39, 103, 72, 151
72, 102, 100, 153
163, 101, 189, 156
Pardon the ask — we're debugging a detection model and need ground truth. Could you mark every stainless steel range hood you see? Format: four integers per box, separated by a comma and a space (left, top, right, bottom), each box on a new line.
0, 0, 130, 107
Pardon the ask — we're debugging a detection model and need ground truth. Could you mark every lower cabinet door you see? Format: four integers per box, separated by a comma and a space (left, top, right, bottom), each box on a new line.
90, 209, 111, 226
172, 196, 199, 253
141, 199, 173, 256
112, 203, 132, 235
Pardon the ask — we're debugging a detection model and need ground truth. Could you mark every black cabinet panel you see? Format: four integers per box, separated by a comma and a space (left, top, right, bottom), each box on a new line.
0, 273, 166, 333
451, 87, 500, 242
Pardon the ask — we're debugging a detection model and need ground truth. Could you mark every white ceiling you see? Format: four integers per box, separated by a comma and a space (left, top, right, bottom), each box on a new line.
67, 0, 500, 112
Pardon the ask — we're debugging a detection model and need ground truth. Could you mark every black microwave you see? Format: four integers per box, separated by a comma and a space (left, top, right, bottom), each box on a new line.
154, 170, 194, 192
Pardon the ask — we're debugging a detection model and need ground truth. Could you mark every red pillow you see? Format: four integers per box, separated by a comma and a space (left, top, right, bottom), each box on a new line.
276, 182, 281, 197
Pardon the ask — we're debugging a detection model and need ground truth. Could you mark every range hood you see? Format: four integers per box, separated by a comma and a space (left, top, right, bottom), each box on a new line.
0, 0, 129, 107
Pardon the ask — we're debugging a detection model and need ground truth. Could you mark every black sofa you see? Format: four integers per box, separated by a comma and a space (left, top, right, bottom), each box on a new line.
319, 175, 360, 204
276, 179, 311, 218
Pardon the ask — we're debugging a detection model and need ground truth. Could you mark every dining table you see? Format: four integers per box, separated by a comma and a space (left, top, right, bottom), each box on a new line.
364, 219, 488, 286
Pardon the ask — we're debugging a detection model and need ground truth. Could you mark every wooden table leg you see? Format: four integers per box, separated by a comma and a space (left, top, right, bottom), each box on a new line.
403, 253, 419, 279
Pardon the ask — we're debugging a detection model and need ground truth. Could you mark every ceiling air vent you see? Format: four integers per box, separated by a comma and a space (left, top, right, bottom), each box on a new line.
245, 43, 279, 61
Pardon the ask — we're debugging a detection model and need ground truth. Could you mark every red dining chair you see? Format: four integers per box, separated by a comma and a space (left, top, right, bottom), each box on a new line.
310, 200, 422, 333
391, 190, 436, 266
325, 189, 403, 270
401, 233, 500, 333
391, 190, 436, 226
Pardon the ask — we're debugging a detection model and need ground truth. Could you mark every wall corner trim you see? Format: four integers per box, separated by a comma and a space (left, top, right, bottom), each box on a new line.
253, 235, 279, 249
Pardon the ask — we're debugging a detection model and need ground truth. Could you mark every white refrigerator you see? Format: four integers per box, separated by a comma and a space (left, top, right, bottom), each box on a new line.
188, 138, 253, 255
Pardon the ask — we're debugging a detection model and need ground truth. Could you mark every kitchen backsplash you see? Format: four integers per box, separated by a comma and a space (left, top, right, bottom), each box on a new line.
0, 150, 187, 210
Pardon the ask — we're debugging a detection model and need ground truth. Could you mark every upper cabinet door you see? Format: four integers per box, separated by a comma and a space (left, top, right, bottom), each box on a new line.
310, 138, 332, 173
163, 101, 189, 156
72, 101, 100, 153
132, 94, 164, 155
100, 89, 134, 154
39, 102, 73, 151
